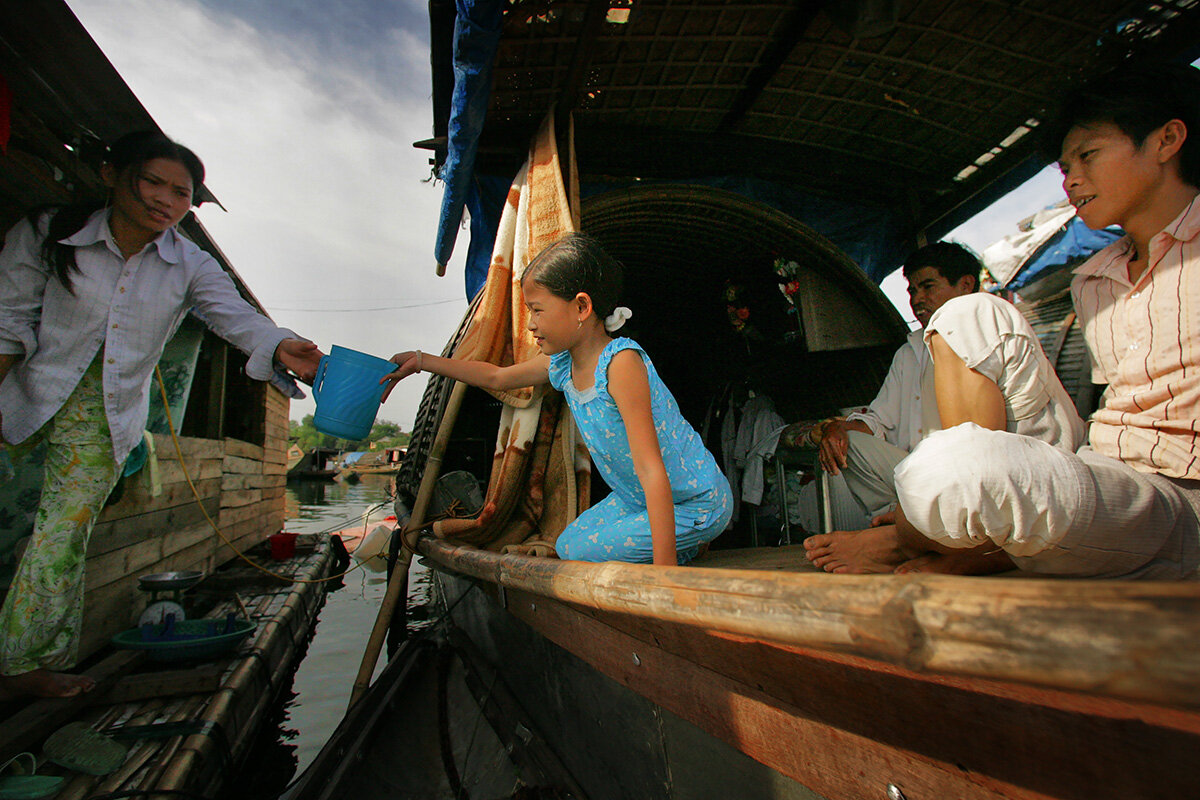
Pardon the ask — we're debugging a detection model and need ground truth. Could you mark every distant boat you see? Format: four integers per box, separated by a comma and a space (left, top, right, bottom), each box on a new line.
341, 447, 407, 476
286, 447, 342, 480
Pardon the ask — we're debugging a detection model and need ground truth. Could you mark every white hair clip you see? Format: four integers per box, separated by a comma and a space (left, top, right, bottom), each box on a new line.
604, 306, 632, 332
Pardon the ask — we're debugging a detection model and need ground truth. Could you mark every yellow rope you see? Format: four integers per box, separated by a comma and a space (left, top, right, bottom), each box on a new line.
154, 366, 378, 585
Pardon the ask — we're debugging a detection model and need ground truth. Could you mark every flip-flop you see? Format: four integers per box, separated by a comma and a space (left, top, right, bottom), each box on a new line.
0, 753, 63, 800
43, 721, 128, 776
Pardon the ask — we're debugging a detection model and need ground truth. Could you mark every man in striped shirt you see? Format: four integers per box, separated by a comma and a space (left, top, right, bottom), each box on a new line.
806, 62, 1200, 578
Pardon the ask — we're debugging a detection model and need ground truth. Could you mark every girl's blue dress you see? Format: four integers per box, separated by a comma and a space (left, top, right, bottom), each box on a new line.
549, 337, 733, 564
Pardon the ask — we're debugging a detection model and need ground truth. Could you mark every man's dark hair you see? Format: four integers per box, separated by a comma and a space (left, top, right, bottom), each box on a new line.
901, 241, 980, 291
1044, 61, 1200, 187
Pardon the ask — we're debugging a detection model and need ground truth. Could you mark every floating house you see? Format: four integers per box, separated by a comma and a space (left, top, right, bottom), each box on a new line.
0, 0, 295, 664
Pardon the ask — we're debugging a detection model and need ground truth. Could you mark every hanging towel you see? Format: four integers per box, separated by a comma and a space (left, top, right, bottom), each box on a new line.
434, 109, 590, 555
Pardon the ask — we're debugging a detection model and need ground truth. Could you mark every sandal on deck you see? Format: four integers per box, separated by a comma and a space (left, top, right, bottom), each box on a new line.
43, 722, 128, 776
0, 753, 64, 800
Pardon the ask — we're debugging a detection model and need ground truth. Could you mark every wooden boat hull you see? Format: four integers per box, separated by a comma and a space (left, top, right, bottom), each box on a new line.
422, 539, 1200, 800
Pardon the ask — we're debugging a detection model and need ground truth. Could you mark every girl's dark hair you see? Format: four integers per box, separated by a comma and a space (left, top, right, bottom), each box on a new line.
521, 232, 624, 320
1044, 62, 1200, 187
27, 130, 205, 293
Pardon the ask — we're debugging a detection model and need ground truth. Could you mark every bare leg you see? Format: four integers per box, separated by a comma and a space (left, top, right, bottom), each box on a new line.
804, 503, 959, 574
0, 668, 96, 699
803, 523, 919, 573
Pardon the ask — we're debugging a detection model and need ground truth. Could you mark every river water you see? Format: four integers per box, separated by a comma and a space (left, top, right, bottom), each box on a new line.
224, 473, 427, 799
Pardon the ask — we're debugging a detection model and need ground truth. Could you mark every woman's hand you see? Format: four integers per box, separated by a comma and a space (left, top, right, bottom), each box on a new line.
275, 339, 324, 383
380, 351, 421, 403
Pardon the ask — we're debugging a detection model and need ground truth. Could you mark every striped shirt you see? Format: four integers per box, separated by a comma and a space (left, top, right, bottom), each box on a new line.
1071, 195, 1200, 480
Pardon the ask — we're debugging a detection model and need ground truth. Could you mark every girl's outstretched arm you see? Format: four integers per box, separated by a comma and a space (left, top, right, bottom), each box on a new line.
381, 350, 551, 401
607, 350, 677, 566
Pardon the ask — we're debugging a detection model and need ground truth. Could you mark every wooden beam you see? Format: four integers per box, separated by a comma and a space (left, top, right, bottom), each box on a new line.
523, 591, 1200, 799
101, 664, 224, 705
717, 0, 824, 134
419, 537, 1200, 707
556, 0, 611, 114
0, 651, 144, 766
501, 589, 1037, 799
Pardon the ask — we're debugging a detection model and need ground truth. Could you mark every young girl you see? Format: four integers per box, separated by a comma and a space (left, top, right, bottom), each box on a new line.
382, 233, 732, 566
0, 131, 323, 697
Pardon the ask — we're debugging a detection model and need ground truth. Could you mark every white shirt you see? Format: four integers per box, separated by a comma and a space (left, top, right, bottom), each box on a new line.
0, 210, 295, 464
846, 330, 932, 452
924, 293, 1086, 452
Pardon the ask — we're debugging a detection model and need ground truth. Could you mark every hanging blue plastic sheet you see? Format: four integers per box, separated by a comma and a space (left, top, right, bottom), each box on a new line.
463, 174, 510, 299
1008, 217, 1122, 291
434, 0, 504, 298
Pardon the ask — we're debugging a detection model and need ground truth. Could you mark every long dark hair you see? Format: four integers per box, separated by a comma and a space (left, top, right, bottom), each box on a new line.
27, 130, 205, 293
521, 232, 624, 321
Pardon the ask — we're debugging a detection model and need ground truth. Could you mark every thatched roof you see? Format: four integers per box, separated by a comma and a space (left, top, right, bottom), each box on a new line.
423, 0, 1200, 242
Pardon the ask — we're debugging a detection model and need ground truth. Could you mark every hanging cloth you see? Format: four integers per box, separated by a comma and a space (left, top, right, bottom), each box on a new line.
434, 109, 589, 555
433, 0, 505, 291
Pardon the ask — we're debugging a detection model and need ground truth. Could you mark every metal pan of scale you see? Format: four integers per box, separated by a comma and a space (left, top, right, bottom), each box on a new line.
137, 570, 205, 592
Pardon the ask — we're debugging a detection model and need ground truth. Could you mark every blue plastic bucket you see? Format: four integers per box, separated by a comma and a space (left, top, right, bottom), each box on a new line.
311, 345, 395, 440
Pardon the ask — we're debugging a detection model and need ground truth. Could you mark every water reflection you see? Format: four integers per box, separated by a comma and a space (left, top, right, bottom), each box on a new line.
222, 474, 410, 799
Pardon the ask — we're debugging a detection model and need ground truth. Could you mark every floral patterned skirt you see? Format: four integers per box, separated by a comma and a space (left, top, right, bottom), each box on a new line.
0, 355, 119, 675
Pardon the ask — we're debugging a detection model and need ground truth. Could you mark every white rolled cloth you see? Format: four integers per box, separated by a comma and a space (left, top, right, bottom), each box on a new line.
605, 306, 632, 332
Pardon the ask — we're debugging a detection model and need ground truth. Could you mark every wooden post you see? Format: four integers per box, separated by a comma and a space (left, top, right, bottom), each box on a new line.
348, 380, 468, 708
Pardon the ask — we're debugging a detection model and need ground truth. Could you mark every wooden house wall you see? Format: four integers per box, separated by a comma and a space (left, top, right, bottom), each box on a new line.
79, 387, 289, 659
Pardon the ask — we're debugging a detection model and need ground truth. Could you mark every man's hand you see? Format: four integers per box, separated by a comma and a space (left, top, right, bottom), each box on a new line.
817, 419, 850, 475
275, 339, 323, 384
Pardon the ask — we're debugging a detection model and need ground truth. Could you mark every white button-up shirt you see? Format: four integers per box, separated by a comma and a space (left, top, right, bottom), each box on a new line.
846, 330, 932, 452
0, 210, 295, 464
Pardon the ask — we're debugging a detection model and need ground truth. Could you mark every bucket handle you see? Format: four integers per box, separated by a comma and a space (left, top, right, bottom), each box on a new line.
312, 355, 329, 402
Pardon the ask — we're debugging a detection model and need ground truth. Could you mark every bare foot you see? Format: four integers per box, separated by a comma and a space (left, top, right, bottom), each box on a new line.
894, 549, 1015, 576
803, 524, 921, 574
0, 669, 96, 699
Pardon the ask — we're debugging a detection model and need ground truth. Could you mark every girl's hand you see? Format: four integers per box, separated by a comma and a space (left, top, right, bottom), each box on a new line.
380, 351, 421, 403
275, 339, 323, 383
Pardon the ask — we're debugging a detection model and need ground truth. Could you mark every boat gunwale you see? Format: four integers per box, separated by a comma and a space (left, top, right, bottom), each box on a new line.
417, 535, 1200, 709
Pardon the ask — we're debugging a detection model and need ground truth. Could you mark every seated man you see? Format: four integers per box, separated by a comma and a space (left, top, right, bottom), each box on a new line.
806, 242, 981, 520
805, 62, 1200, 579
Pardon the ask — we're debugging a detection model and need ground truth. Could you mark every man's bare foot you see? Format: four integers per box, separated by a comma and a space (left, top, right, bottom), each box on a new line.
803, 524, 921, 574
894, 549, 1015, 576
0, 669, 96, 699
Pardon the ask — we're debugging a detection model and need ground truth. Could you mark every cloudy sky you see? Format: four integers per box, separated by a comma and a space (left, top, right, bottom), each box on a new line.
65, 0, 1067, 427
66, 0, 469, 429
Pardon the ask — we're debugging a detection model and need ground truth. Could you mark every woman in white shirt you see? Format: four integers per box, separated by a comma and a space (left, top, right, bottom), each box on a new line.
0, 131, 322, 698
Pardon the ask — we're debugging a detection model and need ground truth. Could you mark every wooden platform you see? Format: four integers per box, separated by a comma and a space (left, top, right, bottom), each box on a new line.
0, 534, 332, 799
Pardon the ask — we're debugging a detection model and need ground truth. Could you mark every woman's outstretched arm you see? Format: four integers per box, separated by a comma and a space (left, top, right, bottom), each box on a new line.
381, 350, 551, 401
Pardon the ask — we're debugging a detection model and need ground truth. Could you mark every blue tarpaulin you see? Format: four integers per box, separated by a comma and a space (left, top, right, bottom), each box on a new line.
1008, 217, 1122, 291
434, 0, 504, 299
